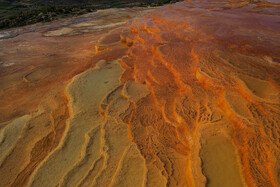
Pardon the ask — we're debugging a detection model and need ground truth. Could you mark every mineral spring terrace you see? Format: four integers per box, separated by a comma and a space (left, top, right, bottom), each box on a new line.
0, 0, 280, 186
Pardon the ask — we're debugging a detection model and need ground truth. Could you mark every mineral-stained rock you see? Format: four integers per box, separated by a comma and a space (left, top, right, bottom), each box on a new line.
0, 1, 280, 186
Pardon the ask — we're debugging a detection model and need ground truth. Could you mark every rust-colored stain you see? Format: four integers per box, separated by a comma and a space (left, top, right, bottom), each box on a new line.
0, 1, 279, 186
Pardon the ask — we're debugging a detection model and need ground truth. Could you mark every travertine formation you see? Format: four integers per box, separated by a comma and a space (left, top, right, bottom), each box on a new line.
0, 1, 280, 186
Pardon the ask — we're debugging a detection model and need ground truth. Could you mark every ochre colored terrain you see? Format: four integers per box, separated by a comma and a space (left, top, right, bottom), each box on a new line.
0, 0, 280, 186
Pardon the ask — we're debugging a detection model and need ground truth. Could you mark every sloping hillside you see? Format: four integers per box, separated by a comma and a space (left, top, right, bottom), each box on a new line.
0, 0, 181, 29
